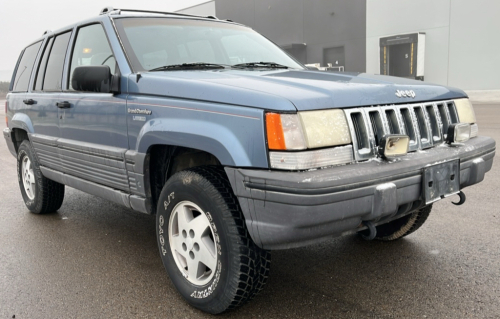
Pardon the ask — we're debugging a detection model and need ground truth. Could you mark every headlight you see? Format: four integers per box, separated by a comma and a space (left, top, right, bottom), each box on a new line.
265, 110, 353, 170
299, 109, 352, 148
454, 98, 476, 123
265, 110, 351, 151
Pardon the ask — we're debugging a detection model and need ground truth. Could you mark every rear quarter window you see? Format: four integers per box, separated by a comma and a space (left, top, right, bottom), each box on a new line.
43, 31, 72, 91
12, 41, 43, 92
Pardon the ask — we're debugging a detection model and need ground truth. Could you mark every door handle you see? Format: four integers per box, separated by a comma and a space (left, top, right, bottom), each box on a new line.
56, 101, 71, 108
23, 99, 36, 105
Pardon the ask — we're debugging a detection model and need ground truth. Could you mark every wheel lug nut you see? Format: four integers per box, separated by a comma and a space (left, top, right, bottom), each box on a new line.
189, 251, 195, 259
189, 230, 195, 238
182, 243, 187, 251
194, 243, 200, 251
182, 230, 187, 238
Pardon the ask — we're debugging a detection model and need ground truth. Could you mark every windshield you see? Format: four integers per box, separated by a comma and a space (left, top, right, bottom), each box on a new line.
113, 17, 304, 71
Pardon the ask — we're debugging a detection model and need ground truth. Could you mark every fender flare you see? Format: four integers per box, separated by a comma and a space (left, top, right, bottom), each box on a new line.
10, 113, 35, 134
136, 118, 256, 167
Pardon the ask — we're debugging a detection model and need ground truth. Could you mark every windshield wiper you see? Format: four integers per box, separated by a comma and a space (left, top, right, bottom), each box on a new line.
149, 63, 226, 71
232, 62, 289, 69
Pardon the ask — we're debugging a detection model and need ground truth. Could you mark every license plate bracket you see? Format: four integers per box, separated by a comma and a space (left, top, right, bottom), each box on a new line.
423, 159, 460, 204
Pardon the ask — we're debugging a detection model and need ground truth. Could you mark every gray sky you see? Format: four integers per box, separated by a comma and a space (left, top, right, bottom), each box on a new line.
0, 0, 207, 81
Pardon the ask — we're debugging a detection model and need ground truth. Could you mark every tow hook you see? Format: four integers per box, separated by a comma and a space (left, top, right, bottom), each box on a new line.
360, 221, 377, 241
452, 191, 466, 206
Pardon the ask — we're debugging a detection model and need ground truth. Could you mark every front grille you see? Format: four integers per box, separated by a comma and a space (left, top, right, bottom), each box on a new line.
344, 100, 460, 161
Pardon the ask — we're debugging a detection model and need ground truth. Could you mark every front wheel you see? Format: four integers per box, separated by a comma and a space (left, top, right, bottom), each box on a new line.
156, 166, 270, 314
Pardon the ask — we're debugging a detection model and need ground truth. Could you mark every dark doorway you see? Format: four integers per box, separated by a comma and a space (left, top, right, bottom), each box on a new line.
323, 46, 345, 69
388, 43, 412, 77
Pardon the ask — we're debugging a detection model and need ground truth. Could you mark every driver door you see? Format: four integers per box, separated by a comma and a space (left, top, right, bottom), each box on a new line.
58, 23, 130, 192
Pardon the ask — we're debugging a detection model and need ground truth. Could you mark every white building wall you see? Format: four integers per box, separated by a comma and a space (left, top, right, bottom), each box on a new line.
447, 0, 500, 90
366, 0, 500, 90
176, 1, 215, 16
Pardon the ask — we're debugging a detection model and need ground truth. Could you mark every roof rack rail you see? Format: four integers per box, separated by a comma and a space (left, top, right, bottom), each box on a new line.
99, 7, 209, 19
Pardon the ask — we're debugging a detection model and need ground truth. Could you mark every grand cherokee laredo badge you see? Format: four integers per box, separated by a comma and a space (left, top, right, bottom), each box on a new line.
395, 90, 416, 98
128, 108, 152, 115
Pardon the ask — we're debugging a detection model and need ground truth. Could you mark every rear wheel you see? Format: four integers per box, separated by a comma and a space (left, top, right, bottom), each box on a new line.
17, 140, 65, 214
367, 205, 432, 241
156, 166, 270, 314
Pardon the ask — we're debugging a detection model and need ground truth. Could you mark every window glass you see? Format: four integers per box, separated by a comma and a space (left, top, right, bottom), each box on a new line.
43, 31, 71, 91
186, 40, 215, 63
12, 41, 42, 92
221, 34, 273, 64
114, 18, 303, 72
69, 24, 115, 90
34, 37, 54, 91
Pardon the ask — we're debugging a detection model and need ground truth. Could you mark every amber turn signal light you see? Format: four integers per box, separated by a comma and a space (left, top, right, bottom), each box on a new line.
265, 113, 286, 150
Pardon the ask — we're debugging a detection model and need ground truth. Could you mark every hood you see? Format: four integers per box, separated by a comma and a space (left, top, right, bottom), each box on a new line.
128, 69, 467, 112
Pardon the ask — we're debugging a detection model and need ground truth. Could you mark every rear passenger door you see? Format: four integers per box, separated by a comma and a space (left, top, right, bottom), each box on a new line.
25, 31, 72, 169
58, 23, 130, 192
30, 32, 73, 136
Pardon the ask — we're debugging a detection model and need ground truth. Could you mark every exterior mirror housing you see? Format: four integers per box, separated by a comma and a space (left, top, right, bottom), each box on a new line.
71, 65, 119, 93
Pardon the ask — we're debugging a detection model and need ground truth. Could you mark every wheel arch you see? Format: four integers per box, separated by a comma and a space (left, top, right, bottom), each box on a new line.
10, 128, 30, 154
146, 144, 224, 215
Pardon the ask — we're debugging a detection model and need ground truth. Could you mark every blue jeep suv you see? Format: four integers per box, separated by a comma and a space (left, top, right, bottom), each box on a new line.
3, 7, 496, 314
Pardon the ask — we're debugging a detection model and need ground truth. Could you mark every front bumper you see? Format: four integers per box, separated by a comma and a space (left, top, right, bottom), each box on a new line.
225, 136, 496, 250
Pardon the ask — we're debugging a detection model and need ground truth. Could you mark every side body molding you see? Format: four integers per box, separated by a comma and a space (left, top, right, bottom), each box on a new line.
29, 133, 149, 214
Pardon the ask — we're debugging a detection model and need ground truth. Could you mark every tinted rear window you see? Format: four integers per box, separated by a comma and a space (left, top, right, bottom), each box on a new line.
12, 41, 42, 92
43, 31, 71, 91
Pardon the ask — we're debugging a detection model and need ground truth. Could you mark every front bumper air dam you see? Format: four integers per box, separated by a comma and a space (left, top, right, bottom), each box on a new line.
225, 136, 496, 250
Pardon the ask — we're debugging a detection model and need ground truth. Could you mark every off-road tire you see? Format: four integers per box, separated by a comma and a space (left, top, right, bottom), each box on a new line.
17, 140, 65, 214
373, 205, 433, 241
156, 166, 270, 314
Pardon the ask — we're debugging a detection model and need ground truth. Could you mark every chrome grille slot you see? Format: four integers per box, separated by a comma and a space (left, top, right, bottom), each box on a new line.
437, 102, 452, 138
401, 107, 419, 151
447, 102, 459, 123
413, 106, 432, 149
343, 100, 461, 161
368, 110, 385, 146
425, 104, 442, 143
385, 109, 402, 134
344, 108, 375, 161
350, 112, 370, 150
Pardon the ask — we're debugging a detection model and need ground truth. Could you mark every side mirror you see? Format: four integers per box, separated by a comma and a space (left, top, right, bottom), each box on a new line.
71, 65, 119, 93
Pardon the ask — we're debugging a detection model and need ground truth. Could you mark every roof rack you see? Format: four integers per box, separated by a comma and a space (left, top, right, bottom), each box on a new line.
99, 7, 218, 20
